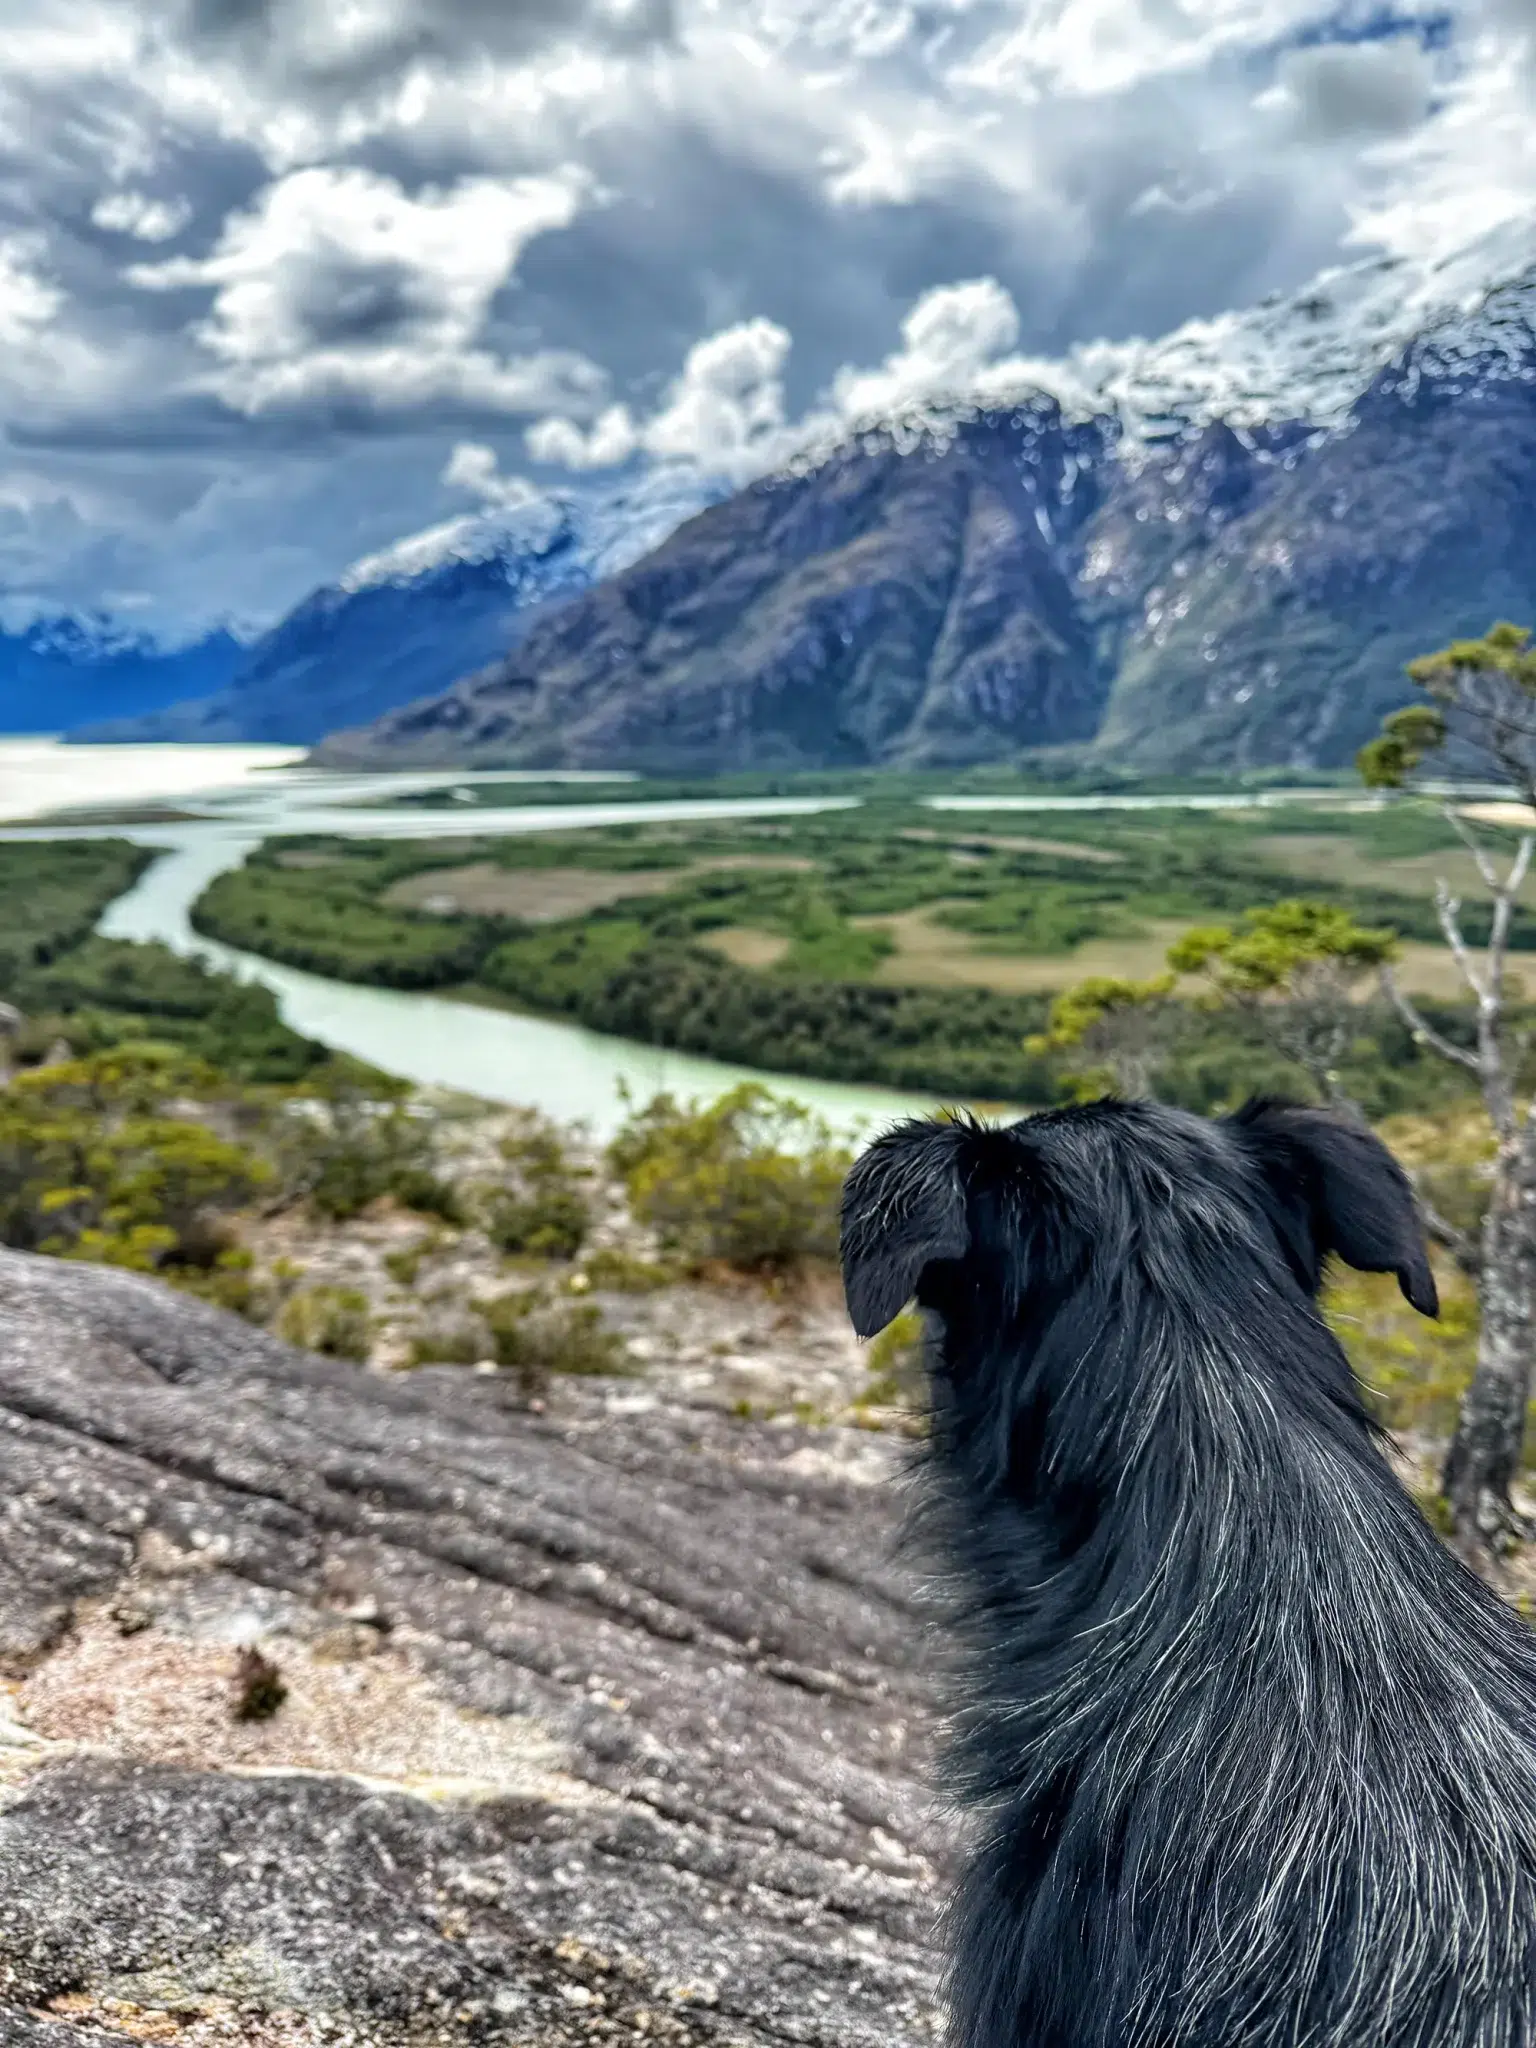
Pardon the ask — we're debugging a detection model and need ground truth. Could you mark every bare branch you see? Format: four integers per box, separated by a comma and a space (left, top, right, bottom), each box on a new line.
1380, 968, 1482, 1072
1434, 882, 1489, 1004
1486, 834, 1536, 1006
1411, 1185, 1483, 1278
1444, 803, 1504, 893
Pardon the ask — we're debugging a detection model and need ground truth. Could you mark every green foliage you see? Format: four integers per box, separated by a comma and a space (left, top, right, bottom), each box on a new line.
1359, 621, 1536, 789
0, 840, 151, 988
274, 1088, 457, 1222
480, 1116, 592, 1259
406, 1312, 487, 1366
1326, 1266, 1479, 1441
609, 1084, 850, 1273
1028, 973, 1182, 1099
580, 1246, 681, 1292
1358, 705, 1451, 789
384, 1243, 428, 1288
276, 1284, 373, 1361
485, 1182, 589, 1259
14, 938, 335, 1085
184, 804, 1534, 1110
481, 1288, 628, 1392
193, 851, 495, 988
862, 1308, 928, 1408
1168, 899, 1399, 1102
0, 1047, 268, 1275
774, 886, 894, 977
943, 891, 1145, 954
1167, 898, 1398, 992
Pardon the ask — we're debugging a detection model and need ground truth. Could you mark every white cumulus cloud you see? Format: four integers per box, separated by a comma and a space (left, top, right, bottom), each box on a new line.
126, 163, 604, 417
91, 190, 193, 241
527, 315, 790, 479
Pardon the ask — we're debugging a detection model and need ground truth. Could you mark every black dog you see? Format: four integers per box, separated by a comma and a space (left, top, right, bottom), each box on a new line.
841, 1097, 1536, 2048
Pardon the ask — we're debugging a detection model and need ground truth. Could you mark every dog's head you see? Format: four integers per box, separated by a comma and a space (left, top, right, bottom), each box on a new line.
839, 1096, 1438, 1341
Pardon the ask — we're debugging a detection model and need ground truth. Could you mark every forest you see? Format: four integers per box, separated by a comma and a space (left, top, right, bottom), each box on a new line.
185, 798, 1519, 1117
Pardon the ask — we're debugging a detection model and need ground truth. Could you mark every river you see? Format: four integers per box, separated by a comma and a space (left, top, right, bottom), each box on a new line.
0, 738, 1356, 1138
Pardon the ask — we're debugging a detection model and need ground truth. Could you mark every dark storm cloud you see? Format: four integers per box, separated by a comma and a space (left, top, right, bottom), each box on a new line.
1278, 36, 1436, 139
162, 0, 678, 91
0, 0, 1526, 637
503, 128, 1037, 423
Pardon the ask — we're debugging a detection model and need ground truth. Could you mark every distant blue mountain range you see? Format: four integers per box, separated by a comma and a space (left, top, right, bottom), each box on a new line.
1, 615, 246, 736
67, 468, 720, 746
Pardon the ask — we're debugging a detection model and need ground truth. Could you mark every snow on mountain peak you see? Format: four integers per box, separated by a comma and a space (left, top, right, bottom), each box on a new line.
778, 216, 1536, 479
336, 464, 721, 597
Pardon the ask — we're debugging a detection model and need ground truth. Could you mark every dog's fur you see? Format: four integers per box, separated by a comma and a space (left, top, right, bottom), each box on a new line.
842, 1097, 1536, 2048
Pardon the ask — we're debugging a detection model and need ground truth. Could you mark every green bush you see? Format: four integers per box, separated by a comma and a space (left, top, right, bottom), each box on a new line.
13, 937, 335, 1085
481, 1289, 628, 1395
609, 1083, 849, 1273
580, 1246, 680, 1292
0, 1047, 269, 1273
276, 1285, 373, 1361
0, 841, 152, 975
478, 1114, 592, 1259
275, 1089, 457, 1221
862, 1308, 928, 1408
405, 1310, 488, 1367
486, 1184, 589, 1259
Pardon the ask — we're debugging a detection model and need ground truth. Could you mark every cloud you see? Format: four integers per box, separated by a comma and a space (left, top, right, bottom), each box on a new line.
160, 0, 678, 91
0, 0, 1532, 641
524, 405, 639, 470
525, 315, 790, 479
91, 190, 194, 240
0, 239, 62, 347
1267, 37, 1437, 143
126, 162, 606, 417
826, 278, 1021, 421
441, 439, 542, 505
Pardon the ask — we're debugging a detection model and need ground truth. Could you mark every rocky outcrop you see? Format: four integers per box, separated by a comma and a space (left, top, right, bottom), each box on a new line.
0, 1248, 951, 2046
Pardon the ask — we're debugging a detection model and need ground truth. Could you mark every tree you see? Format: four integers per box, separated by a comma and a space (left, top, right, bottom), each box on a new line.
1358, 621, 1536, 1559
1168, 899, 1398, 1111
1028, 974, 1182, 1100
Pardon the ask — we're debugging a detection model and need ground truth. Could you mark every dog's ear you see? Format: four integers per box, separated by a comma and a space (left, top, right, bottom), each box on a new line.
1229, 1099, 1438, 1318
840, 1117, 973, 1337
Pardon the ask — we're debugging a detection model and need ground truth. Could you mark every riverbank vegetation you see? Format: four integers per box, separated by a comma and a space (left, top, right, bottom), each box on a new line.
187, 798, 1527, 1116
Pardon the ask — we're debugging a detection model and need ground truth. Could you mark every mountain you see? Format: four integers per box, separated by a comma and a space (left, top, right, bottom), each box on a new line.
316, 404, 1118, 771
315, 228, 1536, 775
0, 615, 245, 736
70, 468, 719, 746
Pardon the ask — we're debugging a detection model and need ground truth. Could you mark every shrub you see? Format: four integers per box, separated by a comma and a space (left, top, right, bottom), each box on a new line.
276, 1285, 373, 1362
384, 1243, 429, 1288
481, 1289, 628, 1397
1325, 1268, 1478, 1440
608, 1084, 850, 1273
485, 1184, 589, 1259
862, 1308, 928, 1408
580, 1246, 680, 1292
233, 1647, 288, 1722
275, 1089, 456, 1222
405, 1309, 490, 1367
0, 1048, 268, 1271
481, 1115, 592, 1259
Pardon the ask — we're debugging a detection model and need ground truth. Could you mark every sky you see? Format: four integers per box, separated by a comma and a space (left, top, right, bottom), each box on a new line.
1, 0, 1533, 642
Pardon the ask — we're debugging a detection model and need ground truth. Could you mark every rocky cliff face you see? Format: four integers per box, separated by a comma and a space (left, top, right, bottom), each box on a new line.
315, 255, 1536, 777
0, 1248, 950, 2045
316, 406, 1116, 773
